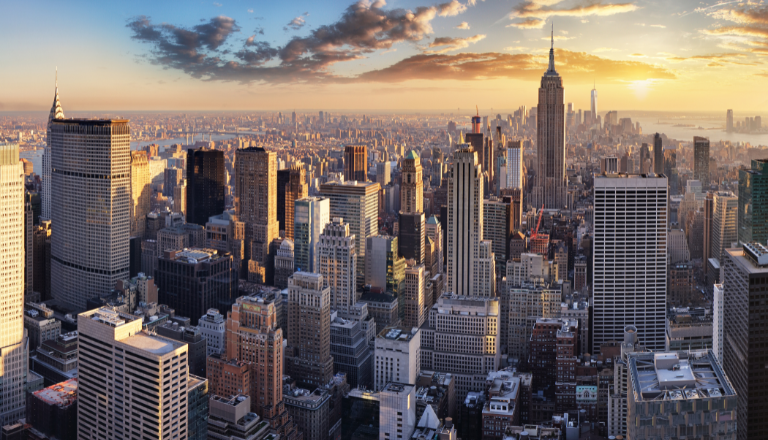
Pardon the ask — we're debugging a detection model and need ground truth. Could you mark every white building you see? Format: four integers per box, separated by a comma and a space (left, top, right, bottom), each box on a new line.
318, 217, 357, 313
0, 143, 29, 424
320, 180, 381, 285
506, 141, 523, 190
199, 308, 226, 356
379, 383, 417, 440
712, 283, 724, 362
374, 326, 421, 392
78, 307, 188, 440
294, 196, 330, 273
403, 263, 427, 329
447, 146, 494, 297
425, 216, 443, 275
593, 173, 668, 351
50, 118, 131, 311
420, 294, 500, 407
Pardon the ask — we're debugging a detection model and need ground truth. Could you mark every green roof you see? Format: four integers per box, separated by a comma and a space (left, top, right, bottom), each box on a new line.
405, 150, 419, 160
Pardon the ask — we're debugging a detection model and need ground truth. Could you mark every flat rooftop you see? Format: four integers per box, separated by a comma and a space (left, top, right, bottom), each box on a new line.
378, 326, 418, 342
32, 378, 77, 407
726, 247, 768, 274
629, 351, 736, 402
122, 331, 185, 356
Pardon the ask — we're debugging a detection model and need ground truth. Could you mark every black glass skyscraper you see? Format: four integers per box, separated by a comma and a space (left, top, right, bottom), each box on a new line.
186, 148, 225, 226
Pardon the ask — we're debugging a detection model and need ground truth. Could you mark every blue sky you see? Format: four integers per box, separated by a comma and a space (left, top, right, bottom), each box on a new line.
2, 0, 767, 111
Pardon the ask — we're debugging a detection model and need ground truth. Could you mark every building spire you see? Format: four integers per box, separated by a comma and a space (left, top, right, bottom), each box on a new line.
48, 68, 65, 129
546, 22, 557, 74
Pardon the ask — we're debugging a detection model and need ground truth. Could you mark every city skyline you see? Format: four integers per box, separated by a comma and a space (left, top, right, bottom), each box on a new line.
2, 0, 768, 112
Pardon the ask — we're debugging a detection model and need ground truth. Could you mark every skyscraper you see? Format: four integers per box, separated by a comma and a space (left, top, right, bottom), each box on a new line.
344, 145, 367, 182
187, 148, 225, 226
532, 30, 567, 210
446, 146, 494, 297
50, 119, 130, 311
726, 109, 734, 132
130, 151, 150, 238
224, 294, 296, 437
365, 235, 406, 295
155, 248, 235, 322
277, 165, 308, 239
590, 83, 598, 127
694, 136, 711, 187
506, 140, 523, 189
320, 180, 380, 286
711, 191, 738, 262
318, 218, 357, 313
42, 72, 64, 221
402, 262, 426, 328
738, 159, 768, 245
400, 151, 423, 214
400, 151, 426, 264
78, 308, 188, 440
639, 143, 651, 174
0, 143, 28, 424
653, 132, 663, 175
235, 146, 279, 279
722, 243, 768, 440
293, 196, 330, 273
285, 272, 334, 387
593, 174, 668, 351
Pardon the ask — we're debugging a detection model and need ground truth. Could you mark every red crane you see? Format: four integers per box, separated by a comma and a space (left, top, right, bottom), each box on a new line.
531, 204, 544, 239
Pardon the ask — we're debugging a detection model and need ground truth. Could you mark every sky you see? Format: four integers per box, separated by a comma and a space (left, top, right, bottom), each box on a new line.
1, 0, 768, 113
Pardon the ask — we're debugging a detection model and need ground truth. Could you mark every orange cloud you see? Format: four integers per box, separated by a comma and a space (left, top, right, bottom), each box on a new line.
507, 18, 546, 29
356, 49, 675, 83
425, 34, 486, 53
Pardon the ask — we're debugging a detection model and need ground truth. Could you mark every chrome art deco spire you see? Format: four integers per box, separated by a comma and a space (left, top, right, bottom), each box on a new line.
48, 68, 65, 129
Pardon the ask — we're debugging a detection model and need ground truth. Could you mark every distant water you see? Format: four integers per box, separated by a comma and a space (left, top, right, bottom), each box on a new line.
625, 114, 768, 146
20, 149, 43, 174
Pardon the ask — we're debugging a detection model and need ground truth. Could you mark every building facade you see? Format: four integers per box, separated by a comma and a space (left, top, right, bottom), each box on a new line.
187, 148, 225, 226
50, 119, 130, 311
318, 218, 357, 313
77, 308, 188, 440
593, 174, 668, 352
722, 243, 768, 440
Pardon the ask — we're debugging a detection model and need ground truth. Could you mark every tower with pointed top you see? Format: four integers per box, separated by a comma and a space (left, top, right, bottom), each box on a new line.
42, 70, 64, 221
532, 25, 567, 210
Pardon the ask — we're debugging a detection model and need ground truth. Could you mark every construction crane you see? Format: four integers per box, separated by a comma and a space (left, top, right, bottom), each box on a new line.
531, 204, 544, 239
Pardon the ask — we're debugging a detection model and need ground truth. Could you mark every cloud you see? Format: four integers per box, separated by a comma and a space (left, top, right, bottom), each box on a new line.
593, 47, 619, 52
504, 46, 528, 51
247, 9, 253, 13
357, 49, 676, 83
629, 53, 646, 57
425, 34, 486, 53
437, 0, 467, 17
127, 2, 672, 85
543, 35, 574, 41
665, 52, 759, 64
755, 70, 768, 77
650, 24, 666, 28
127, 1, 443, 84
704, 4, 768, 55
456, 21, 470, 29
285, 16, 306, 31
508, 0, 640, 28
507, 18, 546, 29
213, 2, 222, 6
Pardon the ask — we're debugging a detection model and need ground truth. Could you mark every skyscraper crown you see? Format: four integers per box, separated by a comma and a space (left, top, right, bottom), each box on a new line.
48, 68, 65, 129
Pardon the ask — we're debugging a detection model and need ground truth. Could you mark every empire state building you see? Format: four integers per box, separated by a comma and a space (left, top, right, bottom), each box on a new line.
532, 28, 567, 210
